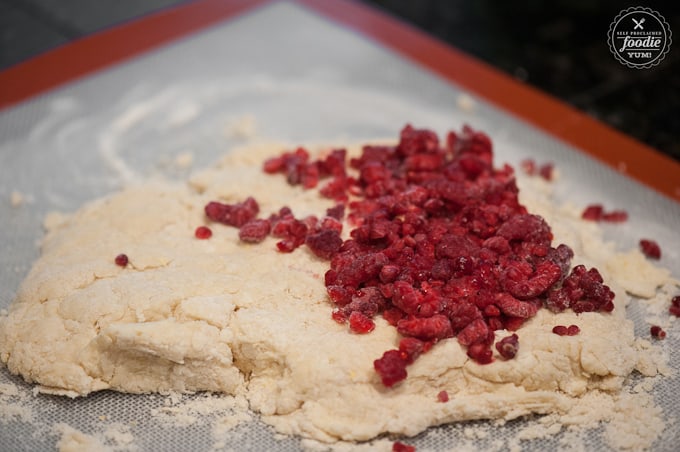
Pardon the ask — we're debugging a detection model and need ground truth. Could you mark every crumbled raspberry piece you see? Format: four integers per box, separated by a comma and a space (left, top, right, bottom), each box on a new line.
374, 350, 408, 387
567, 324, 580, 335
205, 197, 259, 227
603, 210, 627, 222
650, 325, 666, 339
194, 226, 212, 239
495, 333, 519, 359
348, 311, 375, 334
331, 309, 347, 324
305, 229, 343, 260
670, 296, 680, 317
581, 204, 603, 221
581, 204, 627, 223
553, 324, 579, 336
271, 215, 307, 252
392, 442, 416, 452
326, 203, 345, 220
552, 325, 568, 336
398, 337, 428, 364
397, 315, 453, 341
546, 265, 614, 314
239, 219, 271, 243
466, 343, 493, 364
520, 158, 536, 175
639, 239, 661, 259
437, 390, 449, 402
538, 163, 554, 181
383, 307, 405, 326
114, 254, 128, 267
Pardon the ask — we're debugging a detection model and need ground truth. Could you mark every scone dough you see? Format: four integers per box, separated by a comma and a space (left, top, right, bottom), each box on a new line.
0, 143, 669, 442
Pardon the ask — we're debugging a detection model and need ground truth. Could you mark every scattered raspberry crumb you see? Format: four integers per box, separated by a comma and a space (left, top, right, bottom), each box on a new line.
639, 239, 661, 259
520, 159, 554, 181
205, 197, 259, 227
393, 441, 416, 452
114, 254, 128, 267
670, 296, 680, 317
194, 226, 212, 239
539, 163, 554, 181
348, 311, 375, 334
553, 324, 580, 336
239, 219, 271, 243
581, 204, 628, 222
437, 390, 449, 403
520, 158, 536, 175
581, 204, 603, 221
602, 210, 628, 222
650, 325, 666, 339
374, 350, 408, 387
567, 324, 580, 335
495, 333, 519, 359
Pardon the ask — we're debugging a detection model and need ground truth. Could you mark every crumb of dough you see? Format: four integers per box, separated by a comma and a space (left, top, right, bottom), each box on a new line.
54, 424, 109, 452
0, 141, 675, 450
9, 190, 25, 207
102, 423, 136, 448
174, 151, 194, 170
54, 422, 136, 452
0, 379, 34, 424
456, 93, 476, 112
151, 392, 250, 429
225, 114, 257, 139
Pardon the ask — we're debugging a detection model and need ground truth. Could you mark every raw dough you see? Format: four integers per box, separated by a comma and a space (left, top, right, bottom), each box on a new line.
0, 142, 670, 443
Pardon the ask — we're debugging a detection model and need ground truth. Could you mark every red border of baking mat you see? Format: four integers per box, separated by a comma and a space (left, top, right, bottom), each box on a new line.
1, 0, 678, 202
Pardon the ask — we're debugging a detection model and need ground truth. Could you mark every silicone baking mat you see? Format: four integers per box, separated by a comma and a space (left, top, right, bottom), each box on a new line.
1, 1, 679, 450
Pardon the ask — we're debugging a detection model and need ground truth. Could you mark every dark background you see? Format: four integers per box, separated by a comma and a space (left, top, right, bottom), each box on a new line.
1, 0, 678, 162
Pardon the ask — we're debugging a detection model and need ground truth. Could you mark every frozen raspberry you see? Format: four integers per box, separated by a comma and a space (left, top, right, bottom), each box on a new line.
306, 229, 343, 260
650, 325, 666, 339
552, 325, 579, 336
495, 333, 519, 359
602, 210, 628, 222
552, 325, 568, 336
374, 350, 408, 387
437, 390, 449, 402
326, 203, 345, 220
397, 315, 453, 341
670, 295, 680, 317
194, 226, 212, 239
205, 197, 259, 227
581, 204, 628, 223
567, 324, 580, 335
581, 204, 603, 221
239, 219, 271, 243
392, 442, 416, 452
639, 239, 661, 259
398, 337, 429, 364
538, 163, 554, 181
466, 343, 493, 364
331, 309, 347, 324
114, 254, 128, 267
349, 311, 375, 334
520, 158, 536, 175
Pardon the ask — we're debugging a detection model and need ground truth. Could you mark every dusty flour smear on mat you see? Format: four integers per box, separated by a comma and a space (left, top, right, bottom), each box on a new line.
54, 422, 137, 452
0, 141, 677, 450
0, 377, 33, 424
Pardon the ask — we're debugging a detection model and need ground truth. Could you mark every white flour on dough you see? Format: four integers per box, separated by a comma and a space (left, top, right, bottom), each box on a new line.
0, 142, 675, 449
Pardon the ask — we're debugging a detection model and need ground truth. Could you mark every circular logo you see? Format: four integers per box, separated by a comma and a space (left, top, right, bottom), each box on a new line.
607, 7, 672, 69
